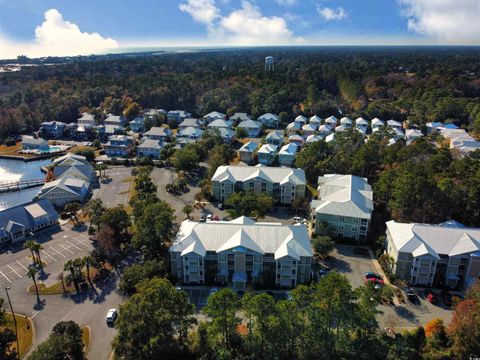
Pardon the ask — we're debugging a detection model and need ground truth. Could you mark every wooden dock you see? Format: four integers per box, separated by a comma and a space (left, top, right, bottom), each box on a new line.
0, 178, 45, 193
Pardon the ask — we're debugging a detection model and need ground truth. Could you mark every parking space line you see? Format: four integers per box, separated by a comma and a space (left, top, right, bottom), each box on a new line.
7, 265, 22, 278
58, 243, 74, 254
41, 250, 57, 262
64, 240, 82, 251
16, 261, 28, 271
71, 237, 92, 249
0, 271, 11, 283
76, 233, 90, 240
49, 246, 67, 259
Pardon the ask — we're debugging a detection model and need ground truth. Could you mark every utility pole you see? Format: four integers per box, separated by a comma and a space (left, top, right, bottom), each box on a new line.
5, 287, 20, 360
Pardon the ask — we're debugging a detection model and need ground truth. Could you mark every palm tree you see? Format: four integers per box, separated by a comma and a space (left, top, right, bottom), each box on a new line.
26, 266, 41, 304
83, 255, 94, 285
58, 272, 67, 295
63, 260, 78, 291
64, 202, 81, 225
24, 240, 37, 265
32, 242, 44, 270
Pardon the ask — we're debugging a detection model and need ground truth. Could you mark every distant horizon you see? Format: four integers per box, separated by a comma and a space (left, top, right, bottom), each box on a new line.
1, 1, 480, 59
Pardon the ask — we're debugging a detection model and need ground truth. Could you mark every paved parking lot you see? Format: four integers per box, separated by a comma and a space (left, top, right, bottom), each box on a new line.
324, 244, 378, 289
92, 166, 133, 208
0, 225, 94, 287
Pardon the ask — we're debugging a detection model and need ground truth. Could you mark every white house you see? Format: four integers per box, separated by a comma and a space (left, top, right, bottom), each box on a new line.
371, 118, 385, 130
104, 135, 134, 157
137, 139, 163, 159
288, 134, 305, 148
77, 113, 96, 128
405, 129, 424, 144
278, 143, 298, 167
265, 130, 284, 147
230, 113, 251, 123
237, 120, 263, 137
203, 111, 225, 124
257, 144, 278, 165
257, 113, 279, 128
387, 120, 403, 130
178, 126, 204, 140
104, 114, 127, 127
144, 127, 172, 141
294, 115, 307, 126
215, 128, 236, 144
53, 153, 94, 183
208, 119, 233, 130
129, 116, 145, 133
325, 116, 338, 128
302, 123, 317, 136
309, 115, 322, 127
238, 141, 258, 164
355, 117, 369, 131
335, 125, 347, 133
286, 122, 301, 135
340, 117, 353, 128
22, 136, 49, 151
306, 134, 322, 144
179, 118, 202, 129
318, 125, 332, 139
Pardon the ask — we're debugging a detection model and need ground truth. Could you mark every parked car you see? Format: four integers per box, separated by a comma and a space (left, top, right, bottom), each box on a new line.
405, 287, 418, 303
319, 264, 331, 276
424, 289, 437, 304
199, 215, 206, 222
106, 308, 118, 324
209, 288, 218, 295
206, 214, 213, 221
365, 277, 384, 285
365, 272, 382, 280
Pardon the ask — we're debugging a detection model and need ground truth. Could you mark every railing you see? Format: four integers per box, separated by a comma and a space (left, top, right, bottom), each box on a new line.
0, 178, 45, 193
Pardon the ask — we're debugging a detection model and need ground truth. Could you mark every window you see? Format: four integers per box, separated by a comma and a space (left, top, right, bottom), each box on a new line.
338, 216, 345, 222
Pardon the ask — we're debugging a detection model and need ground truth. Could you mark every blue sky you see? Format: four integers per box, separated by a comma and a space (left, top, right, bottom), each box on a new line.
0, 0, 479, 58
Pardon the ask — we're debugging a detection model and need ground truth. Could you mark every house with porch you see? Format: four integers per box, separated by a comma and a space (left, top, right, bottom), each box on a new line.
265, 130, 284, 147
257, 113, 279, 128
36, 177, 89, 207
40, 121, 66, 139
238, 141, 258, 164
237, 119, 262, 138
203, 111, 225, 124
278, 143, 298, 167
104, 135, 134, 157
385, 220, 480, 289
169, 216, 313, 289
144, 127, 172, 141
137, 139, 163, 159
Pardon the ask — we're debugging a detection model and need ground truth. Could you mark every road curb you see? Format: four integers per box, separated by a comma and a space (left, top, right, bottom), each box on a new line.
82, 325, 92, 358
6, 311, 36, 359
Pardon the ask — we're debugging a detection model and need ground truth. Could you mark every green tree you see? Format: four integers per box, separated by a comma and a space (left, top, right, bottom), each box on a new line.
312, 236, 334, 259
202, 288, 240, 354
0, 298, 17, 360
182, 205, 193, 220
294, 140, 331, 183
98, 207, 131, 239
119, 259, 167, 295
24, 239, 37, 266
225, 191, 274, 218
132, 201, 175, 257
64, 202, 81, 225
29, 321, 84, 360
32, 242, 44, 270
236, 127, 248, 139
172, 144, 200, 172
124, 102, 141, 120
84, 198, 105, 226
113, 278, 195, 360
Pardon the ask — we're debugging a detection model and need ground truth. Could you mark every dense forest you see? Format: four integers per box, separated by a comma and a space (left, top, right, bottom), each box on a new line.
1, 47, 480, 140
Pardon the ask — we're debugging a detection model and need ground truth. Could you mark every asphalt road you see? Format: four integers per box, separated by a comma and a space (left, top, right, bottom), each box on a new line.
0, 224, 123, 359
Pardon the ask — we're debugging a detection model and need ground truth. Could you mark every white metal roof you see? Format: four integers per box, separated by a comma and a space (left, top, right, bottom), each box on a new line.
170, 218, 312, 260
212, 165, 306, 186
387, 220, 480, 258
313, 174, 373, 219
239, 141, 258, 153
279, 143, 298, 156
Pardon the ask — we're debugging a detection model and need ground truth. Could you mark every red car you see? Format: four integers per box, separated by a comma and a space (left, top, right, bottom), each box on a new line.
365, 277, 384, 285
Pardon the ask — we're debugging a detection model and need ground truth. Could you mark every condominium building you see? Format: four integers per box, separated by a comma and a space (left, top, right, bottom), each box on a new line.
211, 165, 306, 205
386, 220, 480, 288
311, 174, 373, 242
170, 216, 313, 289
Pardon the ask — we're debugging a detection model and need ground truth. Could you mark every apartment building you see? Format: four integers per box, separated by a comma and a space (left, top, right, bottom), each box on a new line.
311, 174, 373, 242
211, 165, 306, 205
386, 220, 480, 289
170, 216, 313, 289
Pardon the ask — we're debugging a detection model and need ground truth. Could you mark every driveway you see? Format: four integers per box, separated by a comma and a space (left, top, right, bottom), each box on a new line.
92, 166, 133, 208
0, 224, 123, 360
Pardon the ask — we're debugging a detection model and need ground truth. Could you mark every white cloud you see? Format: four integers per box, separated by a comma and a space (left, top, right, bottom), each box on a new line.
316, 4, 347, 21
0, 9, 118, 59
179, 0, 221, 25
180, 0, 303, 45
398, 0, 480, 43
276, 0, 297, 6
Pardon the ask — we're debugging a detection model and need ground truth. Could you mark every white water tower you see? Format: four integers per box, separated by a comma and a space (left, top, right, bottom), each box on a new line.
265, 56, 274, 71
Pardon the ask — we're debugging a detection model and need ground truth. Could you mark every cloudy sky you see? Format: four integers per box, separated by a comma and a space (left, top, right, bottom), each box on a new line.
1, 0, 480, 58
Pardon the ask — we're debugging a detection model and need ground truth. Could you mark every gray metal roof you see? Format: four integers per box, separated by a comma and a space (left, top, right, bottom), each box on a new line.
212, 165, 306, 186
170, 218, 312, 260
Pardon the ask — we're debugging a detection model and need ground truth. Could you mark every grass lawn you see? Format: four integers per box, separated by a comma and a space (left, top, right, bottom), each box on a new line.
81, 326, 91, 355
1, 313, 34, 358
28, 268, 100, 295
0, 141, 31, 157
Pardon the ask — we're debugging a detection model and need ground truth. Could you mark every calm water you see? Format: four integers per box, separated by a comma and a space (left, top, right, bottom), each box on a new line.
0, 158, 53, 210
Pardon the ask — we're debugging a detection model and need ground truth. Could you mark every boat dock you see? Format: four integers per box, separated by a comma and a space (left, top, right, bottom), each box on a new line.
0, 179, 45, 193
